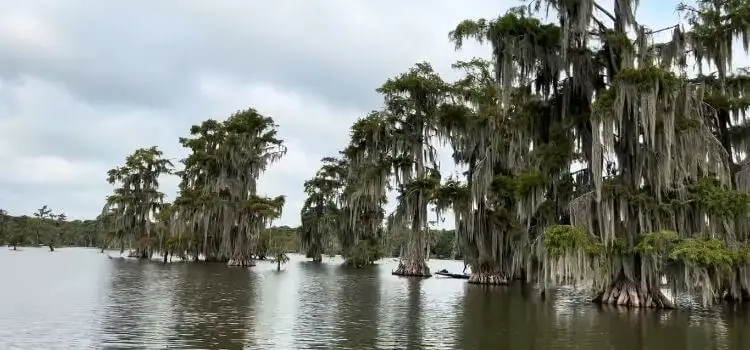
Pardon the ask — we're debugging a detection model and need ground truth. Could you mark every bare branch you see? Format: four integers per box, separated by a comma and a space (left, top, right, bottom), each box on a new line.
593, 2, 616, 22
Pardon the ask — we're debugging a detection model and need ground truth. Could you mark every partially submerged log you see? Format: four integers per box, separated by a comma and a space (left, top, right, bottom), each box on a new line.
593, 276, 675, 309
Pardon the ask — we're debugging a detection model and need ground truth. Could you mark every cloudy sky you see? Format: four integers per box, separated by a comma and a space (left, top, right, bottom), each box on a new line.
0, 0, 708, 226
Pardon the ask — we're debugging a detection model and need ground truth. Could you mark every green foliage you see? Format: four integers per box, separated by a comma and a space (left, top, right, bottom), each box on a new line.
592, 89, 616, 120
634, 230, 680, 255
544, 225, 598, 258
513, 170, 545, 197
343, 237, 383, 267
260, 226, 300, 255
614, 66, 681, 92
602, 29, 633, 53
689, 177, 750, 218
430, 229, 458, 259
1, 212, 106, 248
669, 238, 735, 268
433, 179, 470, 213
449, 9, 560, 51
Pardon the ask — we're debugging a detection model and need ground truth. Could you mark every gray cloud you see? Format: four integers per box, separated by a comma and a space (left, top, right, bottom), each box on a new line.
0, 0, 712, 226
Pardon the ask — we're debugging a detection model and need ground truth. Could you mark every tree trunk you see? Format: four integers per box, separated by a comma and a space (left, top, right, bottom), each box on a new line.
392, 120, 431, 278
468, 266, 507, 285
163, 252, 168, 263
12, 243, 17, 250
593, 273, 675, 309
205, 255, 228, 263
393, 258, 431, 277
48, 244, 54, 252
312, 253, 322, 262
227, 250, 255, 267
277, 259, 281, 271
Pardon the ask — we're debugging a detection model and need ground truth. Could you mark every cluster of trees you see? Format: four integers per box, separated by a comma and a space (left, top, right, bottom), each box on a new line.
98, 109, 297, 269
0, 205, 103, 251
8, 0, 747, 310
0, 205, 458, 260
298, 0, 750, 308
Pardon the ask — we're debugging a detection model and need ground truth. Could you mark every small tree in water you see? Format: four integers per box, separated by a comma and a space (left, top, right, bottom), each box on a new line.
269, 232, 290, 271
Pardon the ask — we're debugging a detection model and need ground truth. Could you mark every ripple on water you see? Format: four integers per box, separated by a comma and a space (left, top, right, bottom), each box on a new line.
1, 249, 748, 349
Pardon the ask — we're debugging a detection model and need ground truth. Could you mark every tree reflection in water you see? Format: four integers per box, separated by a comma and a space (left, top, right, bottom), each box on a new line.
99, 260, 180, 348
331, 264, 381, 349
168, 263, 254, 349
291, 260, 338, 349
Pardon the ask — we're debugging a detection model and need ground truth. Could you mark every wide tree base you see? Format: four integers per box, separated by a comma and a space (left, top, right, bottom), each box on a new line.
392, 261, 431, 277
227, 258, 255, 267
593, 277, 675, 309
468, 271, 508, 285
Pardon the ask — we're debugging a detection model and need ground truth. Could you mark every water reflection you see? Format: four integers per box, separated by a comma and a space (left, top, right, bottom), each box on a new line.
459, 284, 548, 349
331, 265, 380, 349
1, 249, 748, 349
169, 263, 254, 349
291, 260, 338, 349
251, 259, 300, 349
98, 260, 168, 348
723, 305, 750, 350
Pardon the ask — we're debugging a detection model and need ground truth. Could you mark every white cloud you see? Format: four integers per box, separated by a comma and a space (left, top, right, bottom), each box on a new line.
0, 155, 102, 185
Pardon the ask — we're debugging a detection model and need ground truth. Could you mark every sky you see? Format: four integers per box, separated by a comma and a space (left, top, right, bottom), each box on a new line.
0, 0, 737, 227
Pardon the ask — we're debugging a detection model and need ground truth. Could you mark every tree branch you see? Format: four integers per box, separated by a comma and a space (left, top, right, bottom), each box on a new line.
646, 25, 679, 35
593, 2, 616, 22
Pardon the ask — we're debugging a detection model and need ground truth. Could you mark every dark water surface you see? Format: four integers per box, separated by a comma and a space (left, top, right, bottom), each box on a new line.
1, 248, 748, 349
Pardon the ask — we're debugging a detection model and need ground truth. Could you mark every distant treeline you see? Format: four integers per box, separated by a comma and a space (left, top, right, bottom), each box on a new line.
0, 207, 459, 259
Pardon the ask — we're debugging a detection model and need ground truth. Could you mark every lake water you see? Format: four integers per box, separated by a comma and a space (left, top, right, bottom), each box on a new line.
1, 247, 748, 349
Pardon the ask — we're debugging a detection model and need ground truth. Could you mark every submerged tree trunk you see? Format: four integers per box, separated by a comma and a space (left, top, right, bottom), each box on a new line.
468, 266, 507, 285
227, 249, 255, 267
593, 272, 675, 309
393, 220, 431, 277
48, 244, 54, 252
227, 258, 255, 267
312, 253, 322, 262
277, 259, 281, 271
393, 259, 431, 277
